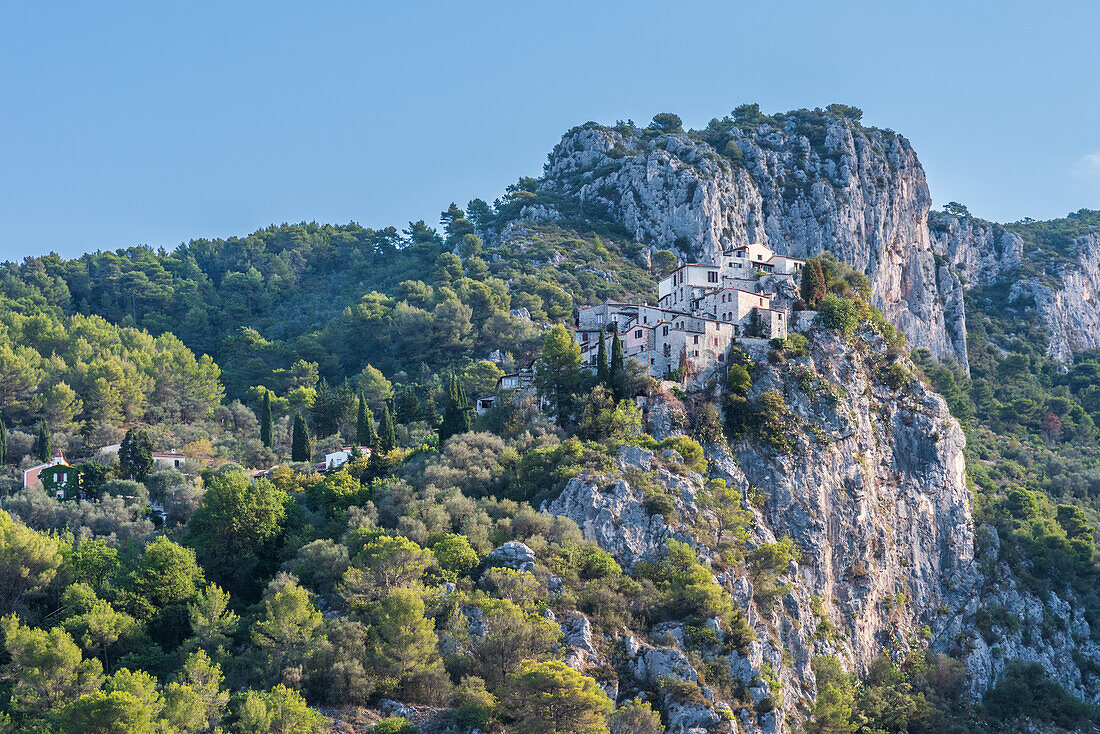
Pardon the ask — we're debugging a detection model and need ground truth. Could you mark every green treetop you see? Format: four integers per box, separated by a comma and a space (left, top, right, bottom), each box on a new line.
534, 324, 582, 425
356, 394, 376, 448
260, 391, 273, 448
378, 404, 397, 453
291, 413, 311, 462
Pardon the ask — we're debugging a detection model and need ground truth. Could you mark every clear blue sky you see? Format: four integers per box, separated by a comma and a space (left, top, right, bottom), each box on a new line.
3, 1, 1099, 261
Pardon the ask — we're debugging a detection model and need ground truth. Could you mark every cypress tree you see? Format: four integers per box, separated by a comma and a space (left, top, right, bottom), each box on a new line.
423, 392, 440, 428
395, 385, 422, 424
800, 259, 826, 307
0, 420, 6, 465
378, 404, 397, 453
439, 374, 473, 445
596, 329, 609, 385
119, 428, 154, 480
260, 391, 273, 448
36, 422, 52, 463
366, 437, 387, 479
357, 394, 376, 448
610, 327, 624, 377
291, 413, 311, 462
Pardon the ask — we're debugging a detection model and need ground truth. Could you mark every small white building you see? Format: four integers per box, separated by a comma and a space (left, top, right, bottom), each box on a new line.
98, 444, 191, 472
721, 242, 805, 276
153, 451, 187, 470
324, 446, 372, 470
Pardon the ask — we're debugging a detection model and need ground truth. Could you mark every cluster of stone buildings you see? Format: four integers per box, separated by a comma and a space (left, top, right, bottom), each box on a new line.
576, 242, 804, 379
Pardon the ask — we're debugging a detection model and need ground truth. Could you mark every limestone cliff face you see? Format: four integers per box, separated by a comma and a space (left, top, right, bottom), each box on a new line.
547, 327, 981, 732
727, 330, 978, 673
1007, 233, 1100, 362
930, 214, 1100, 362
532, 116, 967, 369
928, 212, 1024, 288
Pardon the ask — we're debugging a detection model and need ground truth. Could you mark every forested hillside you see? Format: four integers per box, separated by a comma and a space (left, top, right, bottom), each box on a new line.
2, 107, 1100, 734
0, 216, 655, 400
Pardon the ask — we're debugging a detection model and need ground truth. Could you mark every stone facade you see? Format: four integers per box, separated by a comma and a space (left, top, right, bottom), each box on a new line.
577, 245, 794, 379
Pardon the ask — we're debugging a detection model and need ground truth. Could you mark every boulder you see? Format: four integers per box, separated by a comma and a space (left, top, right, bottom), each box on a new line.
485, 542, 537, 572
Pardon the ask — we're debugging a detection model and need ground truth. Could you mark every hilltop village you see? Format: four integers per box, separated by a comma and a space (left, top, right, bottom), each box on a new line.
576, 242, 804, 381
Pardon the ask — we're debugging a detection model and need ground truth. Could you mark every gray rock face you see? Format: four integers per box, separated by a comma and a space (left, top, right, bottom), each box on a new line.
560, 612, 602, 670
535, 118, 967, 368
377, 699, 418, 720
545, 450, 678, 569
963, 526, 1100, 704
541, 325, 1099, 728
549, 328, 985, 731
930, 214, 1100, 362
731, 328, 979, 677
1006, 233, 1100, 361
929, 212, 1024, 287
485, 541, 537, 572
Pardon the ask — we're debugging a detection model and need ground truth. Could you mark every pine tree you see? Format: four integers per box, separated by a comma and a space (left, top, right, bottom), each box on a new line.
0, 419, 7, 466
356, 395, 376, 448
378, 404, 397, 453
800, 259, 826, 307
36, 422, 52, 463
368, 588, 446, 686
596, 329, 609, 386
260, 392, 273, 448
291, 413, 311, 462
534, 324, 582, 425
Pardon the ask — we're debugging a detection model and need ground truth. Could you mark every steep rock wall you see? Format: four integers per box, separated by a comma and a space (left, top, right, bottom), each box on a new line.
929, 212, 1024, 287
931, 214, 1100, 362
1008, 233, 1100, 361
547, 327, 981, 731
534, 117, 968, 369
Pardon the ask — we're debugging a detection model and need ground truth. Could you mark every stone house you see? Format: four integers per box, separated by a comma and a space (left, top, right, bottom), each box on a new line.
576, 245, 797, 380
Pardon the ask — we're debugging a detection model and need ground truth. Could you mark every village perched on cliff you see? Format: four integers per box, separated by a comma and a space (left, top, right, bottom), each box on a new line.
4, 100, 1100, 734
576, 242, 804, 381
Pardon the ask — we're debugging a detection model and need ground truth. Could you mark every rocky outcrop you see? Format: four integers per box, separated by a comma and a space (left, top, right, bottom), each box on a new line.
560, 612, 603, 670
1006, 233, 1100, 361
930, 214, 1100, 362
929, 212, 1024, 287
531, 115, 968, 369
484, 541, 537, 572
545, 448, 680, 570
544, 326, 988, 731
965, 526, 1100, 704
